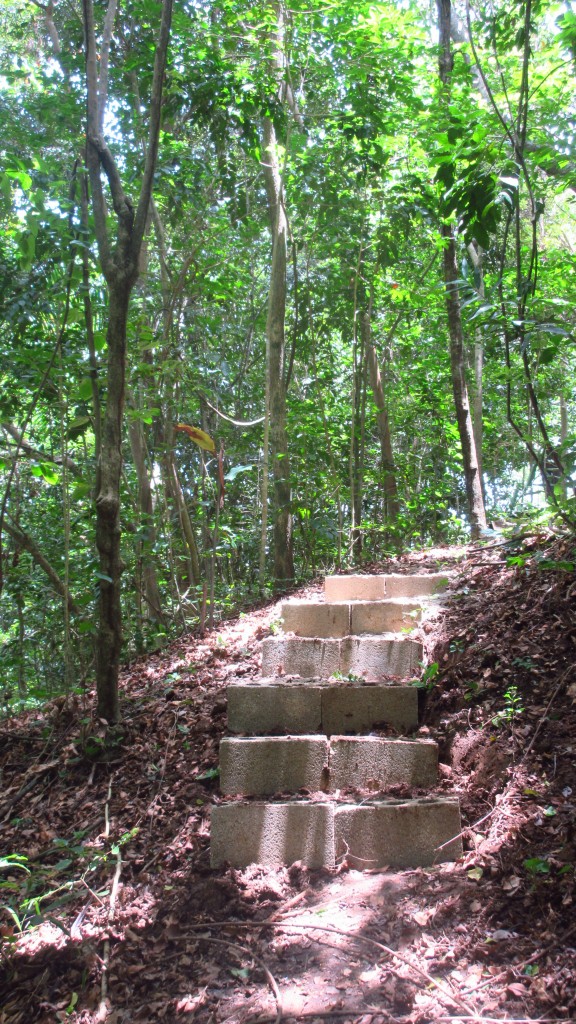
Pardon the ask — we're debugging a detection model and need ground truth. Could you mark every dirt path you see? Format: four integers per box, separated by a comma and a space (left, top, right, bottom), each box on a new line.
1, 541, 574, 1022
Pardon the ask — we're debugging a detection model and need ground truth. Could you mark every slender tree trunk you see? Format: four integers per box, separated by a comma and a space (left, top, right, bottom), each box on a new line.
94, 285, 132, 722
467, 241, 485, 497
83, 0, 173, 721
262, 116, 294, 589
364, 320, 400, 521
441, 230, 487, 539
127, 413, 165, 623
437, 0, 487, 541
162, 447, 201, 587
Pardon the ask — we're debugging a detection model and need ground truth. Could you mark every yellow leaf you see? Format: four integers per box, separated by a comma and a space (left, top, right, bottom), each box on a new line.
175, 424, 216, 453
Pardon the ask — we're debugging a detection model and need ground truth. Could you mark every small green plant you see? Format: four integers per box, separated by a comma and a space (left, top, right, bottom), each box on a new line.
512, 656, 536, 671
331, 671, 364, 683
523, 857, 550, 876
491, 686, 524, 727
412, 662, 439, 691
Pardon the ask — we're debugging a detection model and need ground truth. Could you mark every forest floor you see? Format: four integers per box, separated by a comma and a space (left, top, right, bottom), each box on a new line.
0, 534, 575, 1024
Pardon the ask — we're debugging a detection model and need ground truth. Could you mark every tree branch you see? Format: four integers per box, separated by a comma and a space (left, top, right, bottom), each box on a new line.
132, 0, 174, 255
4, 519, 82, 616
98, 0, 118, 132
82, 0, 112, 272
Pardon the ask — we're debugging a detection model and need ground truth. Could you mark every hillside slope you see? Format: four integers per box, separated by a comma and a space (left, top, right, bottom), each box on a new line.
0, 537, 574, 1023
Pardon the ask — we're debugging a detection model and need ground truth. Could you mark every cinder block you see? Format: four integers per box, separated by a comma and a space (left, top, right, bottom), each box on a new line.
322, 685, 418, 735
340, 636, 422, 680
325, 575, 386, 602
261, 637, 341, 678
384, 573, 451, 598
261, 636, 421, 680
220, 736, 329, 795
281, 601, 350, 638
228, 681, 417, 736
210, 801, 335, 868
350, 599, 423, 635
334, 798, 463, 868
325, 573, 451, 602
328, 737, 438, 791
227, 681, 323, 734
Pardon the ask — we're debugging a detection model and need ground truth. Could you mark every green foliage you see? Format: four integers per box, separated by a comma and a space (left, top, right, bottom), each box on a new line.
412, 661, 440, 692
491, 686, 525, 728
0, 830, 139, 944
0, 0, 574, 710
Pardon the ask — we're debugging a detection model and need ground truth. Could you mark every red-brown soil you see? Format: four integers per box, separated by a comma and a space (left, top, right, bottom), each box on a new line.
0, 535, 574, 1023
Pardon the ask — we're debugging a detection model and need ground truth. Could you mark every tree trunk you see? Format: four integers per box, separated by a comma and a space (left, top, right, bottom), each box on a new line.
83, 0, 173, 721
127, 412, 165, 623
437, 0, 487, 541
441, 230, 487, 539
162, 446, 201, 588
94, 284, 131, 723
262, 116, 294, 590
364, 313, 400, 522
467, 241, 485, 497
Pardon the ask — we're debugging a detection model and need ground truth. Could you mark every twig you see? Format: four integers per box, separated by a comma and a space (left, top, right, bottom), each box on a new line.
103, 777, 112, 838
1, 775, 46, 821
145, 711, 179, 834
248, 1012, 376, 1023
195, 934, 282, 1023
462, 921, 576, 998
96, 780, 122, 1023
264, 890, 308, 921
436, 1018, 567, 1023
175, 920, 476, 1018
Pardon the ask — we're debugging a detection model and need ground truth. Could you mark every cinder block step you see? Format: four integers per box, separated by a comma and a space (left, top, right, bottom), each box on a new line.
324, 573, 451, 603
281, 598, 427, 637
220, 736, 329, 795
335, 798, 462, 869
220, 735, 438, 795
329, 736, 438, 791
211, 801, 335, 869
210, 798, 462, 868
227, 679, 418, 735
261, 635, 422, 680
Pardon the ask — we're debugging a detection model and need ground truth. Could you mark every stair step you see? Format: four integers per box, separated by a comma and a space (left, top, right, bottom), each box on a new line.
261, 635, 422, 681
281, 598, 429, 637
324, 572, 451, 602
227, 679, 418, 735
211, 798, 462, 869
219, 735, 438, 796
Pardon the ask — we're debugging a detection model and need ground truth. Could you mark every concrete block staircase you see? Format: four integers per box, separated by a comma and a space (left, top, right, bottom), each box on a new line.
211, 573, 463, 870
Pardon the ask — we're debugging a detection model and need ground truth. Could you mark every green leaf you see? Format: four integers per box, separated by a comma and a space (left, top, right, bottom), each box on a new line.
467, 867, 483, 881
195, 767, 220, 781
70, 481, 91, 501
523, 858, 550, 875
31, 462, 59, 485
76, 379, 94, 401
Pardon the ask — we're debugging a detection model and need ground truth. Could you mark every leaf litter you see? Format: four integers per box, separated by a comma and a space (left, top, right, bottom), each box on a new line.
0, 537, 575, 1023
